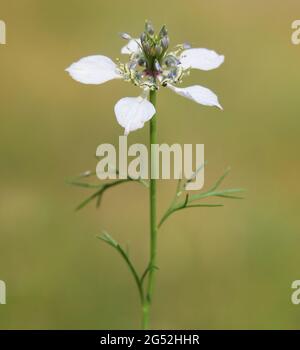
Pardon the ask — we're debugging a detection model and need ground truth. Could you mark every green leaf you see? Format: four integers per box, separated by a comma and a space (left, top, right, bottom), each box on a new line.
98, 230, 118, 247
158, 203, 224, 228
186, 204, 224, 208
75, 188, 104, 211
66, 181, 103, 189
158, 166, 246, 229
74, 179, 131, 211
68, 171, 149, 211
189, 188, 246, 203
97, 231, 144, 304
208, 167, 231, 192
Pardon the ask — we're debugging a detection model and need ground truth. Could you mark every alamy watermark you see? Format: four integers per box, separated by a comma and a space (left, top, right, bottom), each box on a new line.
291, 280, 300, 305
291, 20, 300, 45
0, 20, 6, 45
96, 137, 204, 191
0, 280, 6, 304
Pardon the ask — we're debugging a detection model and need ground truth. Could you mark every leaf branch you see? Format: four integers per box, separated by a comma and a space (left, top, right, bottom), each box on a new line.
158, 167, 245, 229
66, 170, 149, 211
97, 231, 145, 305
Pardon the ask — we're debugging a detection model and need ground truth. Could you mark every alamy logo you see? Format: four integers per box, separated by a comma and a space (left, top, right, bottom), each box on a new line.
96, 137, 205, 191
0, 280, 6, 304
291, 280, 300, 305
0, 20, 6, 44
291, 20, 300, 45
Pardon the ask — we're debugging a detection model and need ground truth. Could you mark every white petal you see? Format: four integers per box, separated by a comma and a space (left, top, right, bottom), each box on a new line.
121, 39, 141, 55
168, 84, 223, 109
180, 48, 224, 71
66, 55, 121, 84
114, 96, 156, 135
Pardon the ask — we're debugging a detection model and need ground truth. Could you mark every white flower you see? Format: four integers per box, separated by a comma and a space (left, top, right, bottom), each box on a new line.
180, 48, 224, 71
167, 84, 223, 110
121, 39, 141, 55
66, 22, 224, 135
115, 96, 156, 136
66, 55, 121, 84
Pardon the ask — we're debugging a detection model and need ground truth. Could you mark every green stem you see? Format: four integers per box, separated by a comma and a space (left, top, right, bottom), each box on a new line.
142, 89, 157, 330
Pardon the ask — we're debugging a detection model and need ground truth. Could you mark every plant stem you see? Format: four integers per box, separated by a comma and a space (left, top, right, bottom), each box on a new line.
142, 89, 157, 329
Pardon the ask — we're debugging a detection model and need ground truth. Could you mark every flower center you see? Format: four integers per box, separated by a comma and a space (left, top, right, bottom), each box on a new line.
118, 21, 189, 90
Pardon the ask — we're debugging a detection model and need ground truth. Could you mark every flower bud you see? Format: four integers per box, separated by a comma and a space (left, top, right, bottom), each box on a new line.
142, 40, 151, 55
120, 32, 132, 40
145, 21, 155, 35
149, 46, 157, 57
159, 25, 168, 38
140, 32, 147, 45
161, 36, 169, 50
182, 42, 192, 49
155, 44, 163, 57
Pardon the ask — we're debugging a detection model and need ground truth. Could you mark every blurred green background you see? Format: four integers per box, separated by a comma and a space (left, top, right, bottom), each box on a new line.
0, 0, 300, 329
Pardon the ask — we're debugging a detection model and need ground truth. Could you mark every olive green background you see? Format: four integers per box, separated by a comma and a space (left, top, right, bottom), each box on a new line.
0, 0, 300, 329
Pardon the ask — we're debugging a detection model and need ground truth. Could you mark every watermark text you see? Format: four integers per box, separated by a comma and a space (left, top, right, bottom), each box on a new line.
0, 20, 6, 45
96, 137, 204, 191
0, 280, 6, 304
291, 20, 300, 45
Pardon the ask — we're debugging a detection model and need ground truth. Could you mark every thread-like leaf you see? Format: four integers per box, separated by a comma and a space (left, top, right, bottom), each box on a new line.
158, 167, 245, 229
208, 167, 231, 192
97, 231, 144, 304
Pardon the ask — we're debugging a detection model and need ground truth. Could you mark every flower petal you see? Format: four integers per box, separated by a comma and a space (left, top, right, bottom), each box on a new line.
121, 39, 141, 55
66, 55, 121, 84
114, 96, 156, 135
180, 48, 224, 71
168, 84, 223, 109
